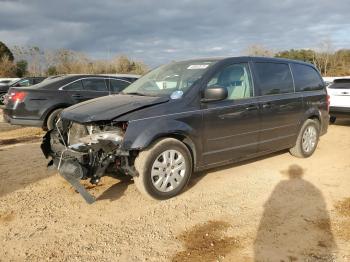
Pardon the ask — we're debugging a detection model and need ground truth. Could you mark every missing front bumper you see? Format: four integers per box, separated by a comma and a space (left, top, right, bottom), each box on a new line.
42, 131, 96, 203
41, 122, 129, 204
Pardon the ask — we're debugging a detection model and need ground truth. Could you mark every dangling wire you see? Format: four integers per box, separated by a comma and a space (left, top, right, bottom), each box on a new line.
56, 118, 68, 170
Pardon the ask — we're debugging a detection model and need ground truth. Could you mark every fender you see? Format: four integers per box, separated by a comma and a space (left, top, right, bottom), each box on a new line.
296, 107, 322, 136
122, 118, 201, 166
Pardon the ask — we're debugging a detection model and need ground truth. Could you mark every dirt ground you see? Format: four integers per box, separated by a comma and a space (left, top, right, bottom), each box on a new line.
0, 113, 349, 261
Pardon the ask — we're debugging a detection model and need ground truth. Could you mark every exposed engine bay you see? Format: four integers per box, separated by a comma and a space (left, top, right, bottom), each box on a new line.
41, 119, 136, 203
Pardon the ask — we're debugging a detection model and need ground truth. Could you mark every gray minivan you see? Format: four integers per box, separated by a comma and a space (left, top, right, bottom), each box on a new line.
42, 57, 329, 203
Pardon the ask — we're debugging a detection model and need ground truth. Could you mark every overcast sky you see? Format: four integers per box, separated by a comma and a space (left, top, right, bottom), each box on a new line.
0, 0, 349, 66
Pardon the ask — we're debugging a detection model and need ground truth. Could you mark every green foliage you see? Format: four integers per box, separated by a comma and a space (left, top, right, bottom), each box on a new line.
15, 60, 28, 77
275, 49, 315, 63
46, 66, 57, 76
275, 48, 350, 76
0, 41, 14, 61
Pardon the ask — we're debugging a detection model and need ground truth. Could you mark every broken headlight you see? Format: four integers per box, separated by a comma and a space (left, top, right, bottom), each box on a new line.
78, 131, 123, 145
66, 123, 125, 152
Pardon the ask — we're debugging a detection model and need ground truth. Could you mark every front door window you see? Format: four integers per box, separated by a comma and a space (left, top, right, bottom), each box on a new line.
207, 63, 253, 100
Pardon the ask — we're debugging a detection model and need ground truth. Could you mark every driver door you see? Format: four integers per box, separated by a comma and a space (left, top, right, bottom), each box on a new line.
201, 62, 260, 166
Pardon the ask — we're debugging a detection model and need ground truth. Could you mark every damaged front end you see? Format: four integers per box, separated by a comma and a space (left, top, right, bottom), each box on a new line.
41, 119, 135, 204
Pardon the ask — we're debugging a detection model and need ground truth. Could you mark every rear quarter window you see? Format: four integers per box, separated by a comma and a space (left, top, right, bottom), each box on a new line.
254, 62, 294, 95
82, 78, 107, 91
291, 64, 324, 91
106, 79, 130, 93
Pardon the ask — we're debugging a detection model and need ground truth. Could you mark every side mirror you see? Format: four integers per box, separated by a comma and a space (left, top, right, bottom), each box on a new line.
201, 86, 228, 102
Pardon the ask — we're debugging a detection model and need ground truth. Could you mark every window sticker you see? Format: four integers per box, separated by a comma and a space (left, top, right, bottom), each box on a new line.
170, 90, 184, 99
187, 64, 209, 70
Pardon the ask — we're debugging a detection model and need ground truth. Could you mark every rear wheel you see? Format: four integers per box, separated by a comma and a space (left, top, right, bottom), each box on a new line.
289, 119, 320, 158
134, 138, 192, 200
330, 116, 336, 124
46, 108, 63, 130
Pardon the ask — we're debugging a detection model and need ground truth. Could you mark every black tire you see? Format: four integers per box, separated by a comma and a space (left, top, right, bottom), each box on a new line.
289, 119, 320, 158
134, 138, 192, 200
329, 116, 336, 124
46, 108, 63, 130
0, 93, 6, 105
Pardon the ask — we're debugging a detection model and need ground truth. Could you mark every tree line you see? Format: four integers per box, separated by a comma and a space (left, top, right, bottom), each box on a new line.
1, 41, 350, 77
244, 42, 350, 76
0, 41, 148, 77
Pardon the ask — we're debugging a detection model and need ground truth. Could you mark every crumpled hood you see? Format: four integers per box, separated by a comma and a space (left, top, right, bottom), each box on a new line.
61, 94, 169, 123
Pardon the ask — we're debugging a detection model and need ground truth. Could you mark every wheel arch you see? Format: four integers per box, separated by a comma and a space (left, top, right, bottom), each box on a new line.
152, 133, 197, 171
298, 108, 322, 131
42, 104, 70, 128
123, 119, 200, 169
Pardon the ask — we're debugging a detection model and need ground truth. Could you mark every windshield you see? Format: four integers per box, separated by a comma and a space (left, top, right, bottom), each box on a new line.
122, 60, 218, 97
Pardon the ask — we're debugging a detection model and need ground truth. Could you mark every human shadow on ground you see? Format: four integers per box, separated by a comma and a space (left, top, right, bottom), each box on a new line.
254, 165, 337, 261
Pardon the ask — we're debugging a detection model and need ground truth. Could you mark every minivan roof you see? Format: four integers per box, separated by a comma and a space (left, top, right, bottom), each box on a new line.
244, 56, 315, 66
178, 56, 315, 67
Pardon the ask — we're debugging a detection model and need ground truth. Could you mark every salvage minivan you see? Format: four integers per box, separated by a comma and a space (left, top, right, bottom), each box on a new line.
42, 57, 329, 203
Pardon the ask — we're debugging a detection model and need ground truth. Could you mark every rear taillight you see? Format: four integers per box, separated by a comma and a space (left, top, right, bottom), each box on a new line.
9, 91, 27, 102
326, 94, 330, 112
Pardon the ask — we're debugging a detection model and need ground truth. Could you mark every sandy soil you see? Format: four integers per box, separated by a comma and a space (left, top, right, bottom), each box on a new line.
0, 109, 44, 145
0, 118, 350, 261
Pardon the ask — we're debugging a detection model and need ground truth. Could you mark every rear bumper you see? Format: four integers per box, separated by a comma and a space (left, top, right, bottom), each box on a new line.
320, 111, 329, 136
330, 106, 350, 115
3, 111, 43, 127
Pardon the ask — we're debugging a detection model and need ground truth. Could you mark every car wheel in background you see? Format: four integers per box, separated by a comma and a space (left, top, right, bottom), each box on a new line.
0, 93, 6, 105
329, 116, 336, 124
289, 119, 320, 158
134, 138, 192, 200
46, 108, 63, 130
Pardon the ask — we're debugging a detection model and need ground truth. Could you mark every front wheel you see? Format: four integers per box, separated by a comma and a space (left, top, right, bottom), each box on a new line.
134, 138, 192, 200
289, 119, 320, 158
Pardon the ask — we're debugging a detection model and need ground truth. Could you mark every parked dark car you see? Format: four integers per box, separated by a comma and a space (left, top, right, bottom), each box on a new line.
0, 77, 46, 104
41, 57, 329, 203
3, 74, 139, 130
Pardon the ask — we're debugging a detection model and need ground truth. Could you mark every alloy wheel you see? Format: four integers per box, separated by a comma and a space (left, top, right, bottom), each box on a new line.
151, 149, 186, 192
302, 126, 317, 153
